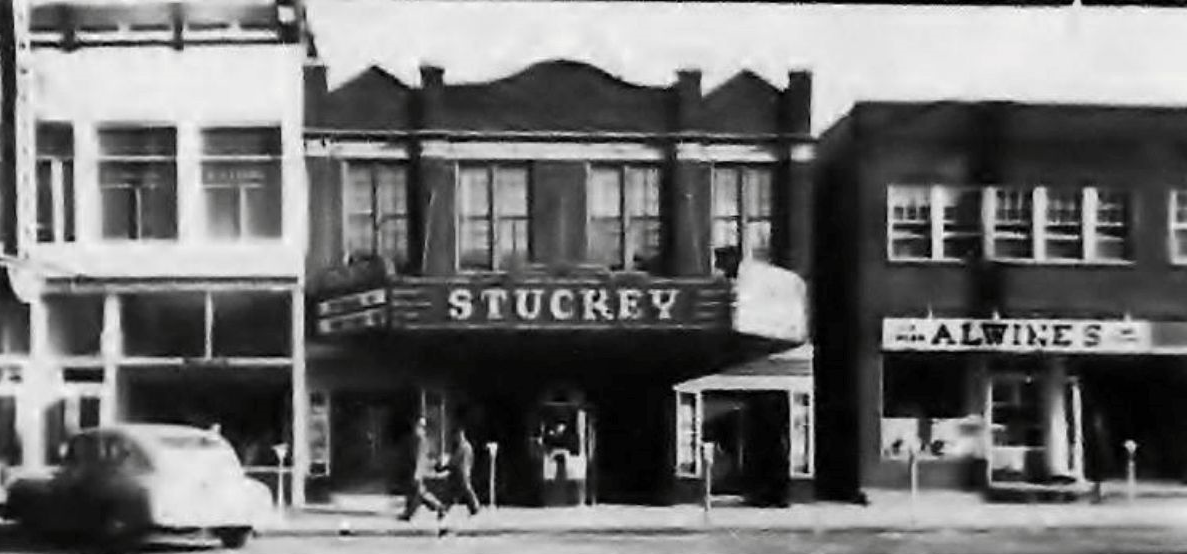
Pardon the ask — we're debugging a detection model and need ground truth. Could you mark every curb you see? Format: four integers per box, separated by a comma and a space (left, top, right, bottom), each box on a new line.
256, 522, 1187, 539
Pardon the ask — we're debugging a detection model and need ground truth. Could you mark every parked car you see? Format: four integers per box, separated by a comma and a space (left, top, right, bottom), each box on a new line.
1, 424, 274, 549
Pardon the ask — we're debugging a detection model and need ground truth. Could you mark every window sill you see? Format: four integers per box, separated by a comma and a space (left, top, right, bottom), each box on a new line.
886, 257, 1135, 268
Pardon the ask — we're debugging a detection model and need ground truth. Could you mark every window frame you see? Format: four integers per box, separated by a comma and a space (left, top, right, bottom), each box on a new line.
199, 127, 284, 241
711, 164, 774, 271
36, 123, 75, 243
455, 162, 532, 272
1169, 189, 1187, 264
340, 159, 410, 268
886, 184, 1133, 265
585, 163, 662, 272
96, 125, 179, 241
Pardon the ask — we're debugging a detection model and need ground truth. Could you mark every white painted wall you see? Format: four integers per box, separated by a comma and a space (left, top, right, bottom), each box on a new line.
24, 44, 308, 279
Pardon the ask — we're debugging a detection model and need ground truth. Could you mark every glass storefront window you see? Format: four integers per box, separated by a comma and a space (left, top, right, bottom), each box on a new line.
675, 392, 698, 476
881, 355, 975, 460
122, 293, 206, 358
211, 292, 291, 357
45, 295, 103, 356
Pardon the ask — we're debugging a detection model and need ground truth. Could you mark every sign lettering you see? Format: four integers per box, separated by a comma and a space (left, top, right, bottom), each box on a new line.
882, 318, 1151, 354
446, 286, 682, 323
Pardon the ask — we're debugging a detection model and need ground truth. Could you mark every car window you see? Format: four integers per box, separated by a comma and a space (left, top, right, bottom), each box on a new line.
65, 435, 99, 468
102, 435, 149, 472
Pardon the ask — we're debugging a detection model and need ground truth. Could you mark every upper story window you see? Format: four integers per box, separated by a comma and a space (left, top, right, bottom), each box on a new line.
887, 185, 933, 259
36, 123, 75, 243
201, 128, 282, 240
98, 127, 177, 240
344, 161, 409, 269
587, 165, 661, 271
1170, 190, 1187, 262
992, 188, 1034, 259
712, 166, 772, 273
887, 184, 1131, 264
458, 164, 530, 271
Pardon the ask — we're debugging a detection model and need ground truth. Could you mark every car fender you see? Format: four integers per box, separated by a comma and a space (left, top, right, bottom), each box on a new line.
243, 477, 275, 528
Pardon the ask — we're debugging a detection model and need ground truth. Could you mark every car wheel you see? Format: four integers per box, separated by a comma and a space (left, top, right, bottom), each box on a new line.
215, 526, 252, 549
96, 509, 140, 552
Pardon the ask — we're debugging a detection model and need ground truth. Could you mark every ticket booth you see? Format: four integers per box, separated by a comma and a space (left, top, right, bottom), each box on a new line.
531, 386, 595, 506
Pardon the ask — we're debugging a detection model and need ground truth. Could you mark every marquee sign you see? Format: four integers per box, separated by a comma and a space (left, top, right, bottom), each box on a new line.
882, 317, 1152, 354
391, 279, 730, 329
314, 275, 732, 335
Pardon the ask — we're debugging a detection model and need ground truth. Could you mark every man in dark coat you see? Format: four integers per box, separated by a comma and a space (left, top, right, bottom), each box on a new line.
398, 418, 445, 521
440, 427, 481, 516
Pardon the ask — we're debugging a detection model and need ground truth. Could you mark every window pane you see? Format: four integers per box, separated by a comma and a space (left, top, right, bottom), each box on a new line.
345, 214, 374, 260
588, 219, 622, 268
244, 180, 283, 238
628, 219, 661, 270
625, 167, 659, 218
676, 393, 697, 475
993, 188, 1033, 259
99, 128, 175, 157
345, 164, 375, 215
201, 128, 281, 156
495, 167, 529, 217
36, 161, 54, 242
712, 168, 740, 217
63, 163, 75, 241
496, 219, 530, 268
1045, 189, 1082, 260
458, 167, 490, 217
122, 293, 206, 357
212, 292, 291, 357
1174, 191, 1187, 225
940, 188, 981, 260
45, 295, 103, 356
142, 175, 178, 239
205, 187, 241, 240
745, 220, 771, 261
459, 219, 491, 270
100, 187, 135, 239
743, 168, 772, 218
377, 216, 408, 266
37, 123, 73, 157
1176, 229, 1187, 260
1095, 191, 1130, 261
99, 162, 177, 239
888, 186, 932, 259
588, 167, 622, 218
712, 218, 740, 250
375, 164, 407, 216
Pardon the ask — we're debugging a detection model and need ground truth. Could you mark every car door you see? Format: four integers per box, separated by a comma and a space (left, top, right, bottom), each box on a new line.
49, 433, 99, 533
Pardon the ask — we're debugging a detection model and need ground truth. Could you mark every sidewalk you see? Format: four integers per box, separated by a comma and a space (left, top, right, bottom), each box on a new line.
256, 490, 1187, 537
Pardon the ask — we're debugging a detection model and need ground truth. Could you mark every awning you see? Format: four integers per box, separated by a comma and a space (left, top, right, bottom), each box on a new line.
674, 344, 812, 393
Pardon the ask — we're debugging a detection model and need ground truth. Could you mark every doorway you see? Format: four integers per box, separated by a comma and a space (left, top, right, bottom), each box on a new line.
702, 391, 790, 505
330, 389, 420, 494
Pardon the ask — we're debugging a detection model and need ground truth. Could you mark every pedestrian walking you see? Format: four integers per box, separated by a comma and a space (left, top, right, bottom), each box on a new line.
397, 417, 445, 521
439, 427, 481, 516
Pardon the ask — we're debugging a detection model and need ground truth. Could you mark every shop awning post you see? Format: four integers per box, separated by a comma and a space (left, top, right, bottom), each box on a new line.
908, 446, 919, 527
1124, 440, 1138, 503
701, 441, 715, 525
486, 442, 499, 509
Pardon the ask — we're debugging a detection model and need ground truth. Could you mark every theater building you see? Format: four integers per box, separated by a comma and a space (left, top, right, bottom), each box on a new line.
304, 60, 814, 505
5, 0, 313, 503
815, 102, 1187, 501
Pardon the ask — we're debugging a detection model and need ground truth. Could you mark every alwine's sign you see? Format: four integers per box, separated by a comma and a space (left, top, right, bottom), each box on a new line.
882, 318, 1152, 354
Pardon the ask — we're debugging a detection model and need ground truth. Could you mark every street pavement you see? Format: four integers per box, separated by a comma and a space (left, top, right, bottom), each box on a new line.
3, 526, 1187, 554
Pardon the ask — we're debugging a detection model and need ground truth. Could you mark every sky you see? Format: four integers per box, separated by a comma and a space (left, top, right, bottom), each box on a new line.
304, 1, 1187, 134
